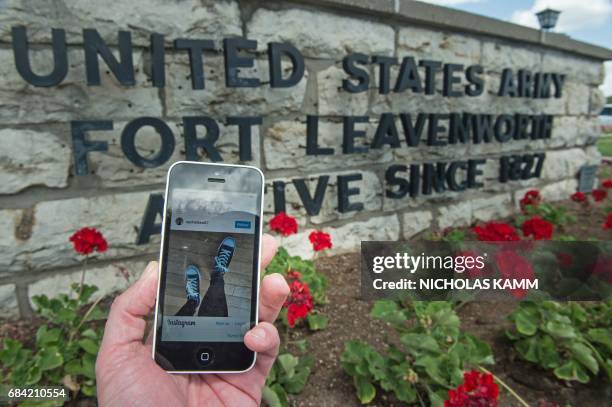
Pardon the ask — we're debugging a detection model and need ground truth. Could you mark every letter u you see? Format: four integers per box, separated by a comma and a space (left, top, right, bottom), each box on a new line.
12, 26, 68, 87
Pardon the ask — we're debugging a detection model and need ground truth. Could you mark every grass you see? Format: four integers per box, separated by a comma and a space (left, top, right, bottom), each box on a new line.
597, 133, 612, 157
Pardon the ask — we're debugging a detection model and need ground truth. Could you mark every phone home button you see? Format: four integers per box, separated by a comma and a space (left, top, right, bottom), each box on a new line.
196, 348, 214, 366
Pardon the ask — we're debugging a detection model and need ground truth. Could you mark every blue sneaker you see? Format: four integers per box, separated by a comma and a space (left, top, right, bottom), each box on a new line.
185, 264, 201, 304
214, 237, 236, 274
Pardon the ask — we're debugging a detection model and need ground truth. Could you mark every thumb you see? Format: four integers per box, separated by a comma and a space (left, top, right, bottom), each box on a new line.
100, 261, 159, 349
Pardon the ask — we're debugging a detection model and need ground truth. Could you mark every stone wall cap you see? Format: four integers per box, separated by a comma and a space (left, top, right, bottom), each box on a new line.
298, 0, 612, 61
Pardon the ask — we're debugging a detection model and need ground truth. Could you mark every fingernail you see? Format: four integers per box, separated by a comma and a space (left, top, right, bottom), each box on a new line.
143, 262, 158, 278
248, 327, 267, 341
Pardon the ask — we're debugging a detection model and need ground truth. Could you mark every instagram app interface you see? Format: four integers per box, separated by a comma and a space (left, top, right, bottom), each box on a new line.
161, 187, 259, 343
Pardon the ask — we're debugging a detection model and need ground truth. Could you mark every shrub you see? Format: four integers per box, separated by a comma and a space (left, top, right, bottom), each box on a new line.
0, 283, 107, 399
263, 351, 315, 407
507, 301, 612, 384
341, 301, 494, 406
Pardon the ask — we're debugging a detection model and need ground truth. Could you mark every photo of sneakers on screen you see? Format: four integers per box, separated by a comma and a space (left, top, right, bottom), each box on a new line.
163, 232, 253, 321
174, 237, 236, 318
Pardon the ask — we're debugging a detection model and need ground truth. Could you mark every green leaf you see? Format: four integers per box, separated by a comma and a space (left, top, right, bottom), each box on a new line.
37, 346, 63, 371
353, 375, 376, 404
400, 333, 440, 354
342, 341, 373, 363
64, 359, 82, 376
462, 333, 495, 365
262, 385, 286, 407
82, 383, 97, 397
414, 355, 449, 387
514, 308, 539, 336
515, 337, 539, 363
82, 353, 96, 379
535, 335, 561, 368
277, 354, 299, 379
36, 326, 62, 346
603, 359, 612, 381
0, 338, 24, 366
392, 380, 416, 403
587, 328, 612, 353
554, 360, 590, 384
79, 284, 98, 303
293, 339, 308, 353
283, 355, 313, 394
85, 306, 108, 321
268, 383, 290, 407
543, 321, 576, 339
569, 342, 599, 375
307, 313, 328, 331
370, 300, 405, 324
81, 328, 99, 340
78, 338, 100, 355
428, 389, 447, 407
24, 365, 42, 385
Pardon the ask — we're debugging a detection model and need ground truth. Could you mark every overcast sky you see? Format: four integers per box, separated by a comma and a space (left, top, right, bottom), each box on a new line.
420, 0, 612, 97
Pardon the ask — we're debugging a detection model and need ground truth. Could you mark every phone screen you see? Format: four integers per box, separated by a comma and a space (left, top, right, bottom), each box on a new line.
154, 162, 263, 372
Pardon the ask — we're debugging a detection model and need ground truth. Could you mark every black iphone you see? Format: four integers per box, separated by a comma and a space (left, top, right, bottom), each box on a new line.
152, 161, 264, 373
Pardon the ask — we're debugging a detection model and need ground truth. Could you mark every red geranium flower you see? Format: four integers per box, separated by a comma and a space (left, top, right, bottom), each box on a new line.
602, 179, 612, 189
69, 227, 108, 255
519, 189, 541, 212
309, 230, 332, 252
286, 270, 302, 281
495, 250, 535, 299
570, 192, 587, 203
456, 250, 490, 279
269, 211, 298, 236
472, 222, 520, 242
445, 370, 499, 407
556, 253, 573, 268
592, 189, 608, 202
589, 257, 612, 284
603, 213, 612, 230
521, 216, 553, 240
284, 279, 313, 327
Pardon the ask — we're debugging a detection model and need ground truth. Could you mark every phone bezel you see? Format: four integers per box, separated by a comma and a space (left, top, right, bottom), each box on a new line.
151, 161, 265, 374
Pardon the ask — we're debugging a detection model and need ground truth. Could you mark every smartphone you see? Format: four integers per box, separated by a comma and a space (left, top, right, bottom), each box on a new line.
152, 161, 264, 373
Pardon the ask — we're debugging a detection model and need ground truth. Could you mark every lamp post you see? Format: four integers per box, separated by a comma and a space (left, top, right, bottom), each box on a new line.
536, 8, 561, 31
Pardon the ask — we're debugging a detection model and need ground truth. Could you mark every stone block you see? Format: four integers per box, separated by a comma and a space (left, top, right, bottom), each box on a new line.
0, 284, 19, 319
401, 210, 433, 238
164, 54, 307, 118
263, 119, 391, 171
0, 128, 70, 194
398, 27, 481, 66
0, 49, 161, 124
0, 0, 242, 46
247, 8, 394, 59
0, 191, 160, 273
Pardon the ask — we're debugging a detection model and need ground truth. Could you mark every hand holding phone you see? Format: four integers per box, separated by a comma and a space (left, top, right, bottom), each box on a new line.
153, 162, 267, 372
95, 236, 289, 406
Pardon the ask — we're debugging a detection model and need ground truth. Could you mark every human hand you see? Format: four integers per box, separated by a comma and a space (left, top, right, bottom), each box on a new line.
96, 234, 288, 406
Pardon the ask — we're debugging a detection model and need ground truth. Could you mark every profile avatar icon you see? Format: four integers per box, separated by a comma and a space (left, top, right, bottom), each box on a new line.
175, 217, 184, 225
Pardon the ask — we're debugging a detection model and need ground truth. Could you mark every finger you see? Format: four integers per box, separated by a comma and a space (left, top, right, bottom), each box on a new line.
245, 322, 281, 380
101, 261, 159, 348
260, 233, 278, 269
243, 321, 280, 354
258, 273, 290, 323
213, 322, 281, 396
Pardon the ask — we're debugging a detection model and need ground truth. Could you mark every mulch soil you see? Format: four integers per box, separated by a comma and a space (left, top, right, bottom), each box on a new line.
286, 253, 611, 407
